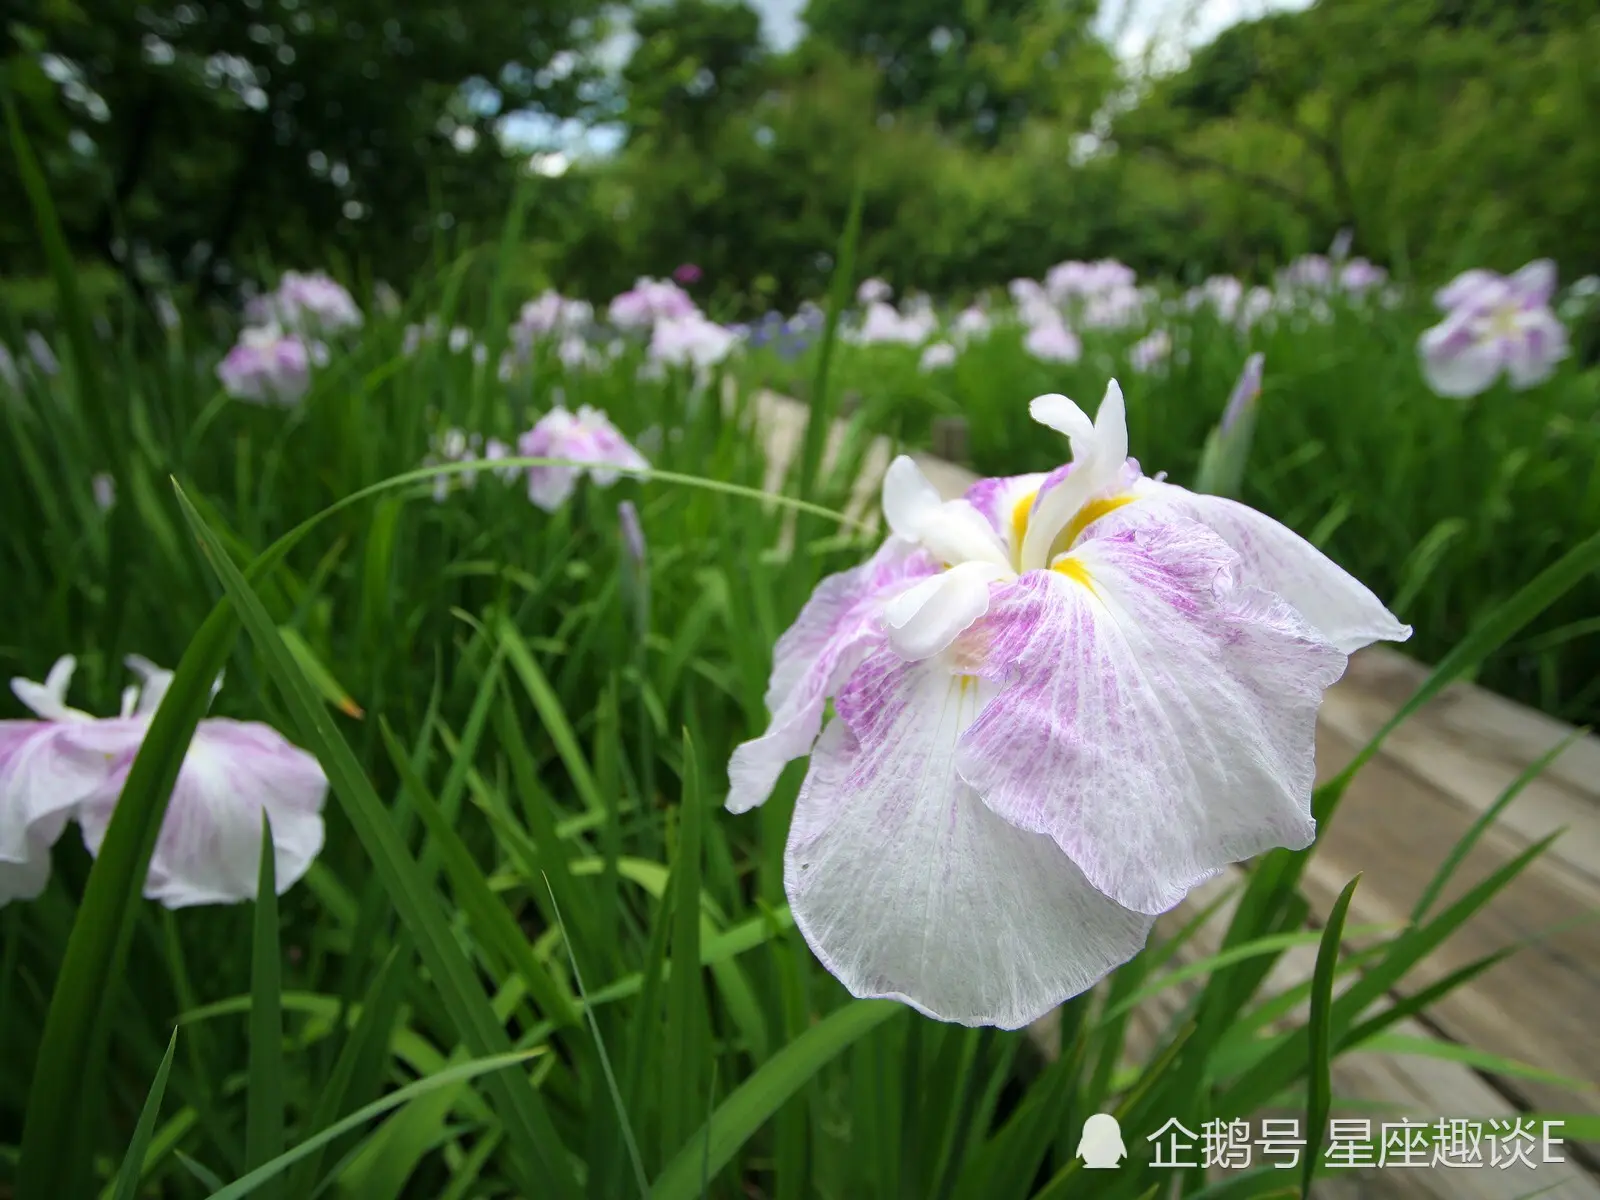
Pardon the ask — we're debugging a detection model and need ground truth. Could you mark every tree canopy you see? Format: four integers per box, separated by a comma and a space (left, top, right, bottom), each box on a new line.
3, 0, 1597, 311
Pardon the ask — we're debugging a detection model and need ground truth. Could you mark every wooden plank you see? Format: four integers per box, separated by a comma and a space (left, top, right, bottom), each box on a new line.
1319, 650, 1600, 893
1305, 715, 1600, 1132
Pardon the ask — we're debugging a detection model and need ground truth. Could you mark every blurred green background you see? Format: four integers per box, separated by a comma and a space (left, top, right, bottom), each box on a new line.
3, 0, 1597, 317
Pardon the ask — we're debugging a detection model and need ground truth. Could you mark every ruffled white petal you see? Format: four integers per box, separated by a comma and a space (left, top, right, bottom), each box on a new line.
1504, 310, 1568, 389
956, 516, 1347, 915
1130, 480, 1411, 653
727, 537, 936, 813
1509, 259, 1558, 308
0, 720, 126, 905
1419, 323, 1504, 398
75, 718, 327, 908
786, 660, 1155, 1029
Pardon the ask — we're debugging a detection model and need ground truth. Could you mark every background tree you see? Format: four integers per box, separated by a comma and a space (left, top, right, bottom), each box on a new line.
800, 0, 1113, 147
0, 0, 610, 296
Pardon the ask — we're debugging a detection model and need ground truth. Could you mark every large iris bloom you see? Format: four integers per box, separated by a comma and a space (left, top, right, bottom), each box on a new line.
727, 381, 1410, 1028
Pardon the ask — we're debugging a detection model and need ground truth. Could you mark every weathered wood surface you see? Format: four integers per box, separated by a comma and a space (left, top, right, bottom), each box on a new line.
748, 390, 1600, 1198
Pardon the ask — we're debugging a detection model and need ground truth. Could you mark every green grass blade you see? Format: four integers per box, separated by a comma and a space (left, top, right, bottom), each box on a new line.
649, 1001, 902, 1200
1303, 874, 1359, 1198
109, 1029, 179, 1200
500, 617, 607, 816
284, 944, 411, 1198
202, 1051, 540, 1200
663, 727, 707, 1161
1357, 1033, 1597, 1092
171, 481, 581, 1200
794, 178, 865, 507
245, 814, 284, 1200
544, 877, 651, 1199
1411, 728, 1584, 921
17, 603, 238, 1200
377, 718, 580, 1026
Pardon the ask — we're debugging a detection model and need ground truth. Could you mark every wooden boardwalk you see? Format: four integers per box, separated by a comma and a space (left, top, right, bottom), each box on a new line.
745, 389, 1600, 1198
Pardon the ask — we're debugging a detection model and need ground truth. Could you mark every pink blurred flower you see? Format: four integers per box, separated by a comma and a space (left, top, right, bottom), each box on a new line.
92, 473, 116, 512
608, 278, 698, 330
1128, 330, 1172, 373
951, 306, 991, 345
517, 405, 649, 512
673, 263, 703, 286
919, 341, 958, 372
217, 324, 312, 404
851, 301, 937, 347
513, 291, 594, 345
250, 270, 363, 336
1419, 260, 1569, 398
1023, 315, 1081, 364
857, 278, 893, 306
649, 313, 741, 370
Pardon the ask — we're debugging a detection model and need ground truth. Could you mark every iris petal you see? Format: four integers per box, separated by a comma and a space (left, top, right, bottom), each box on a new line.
727, 537, 936, 814
956, 515, 1346, 916
787, 662, 1155, 1029
74, 718, 327, 909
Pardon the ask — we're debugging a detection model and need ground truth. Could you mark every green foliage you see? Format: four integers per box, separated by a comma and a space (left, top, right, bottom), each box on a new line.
801, 0, 1113, 146
0, 0, 608, 291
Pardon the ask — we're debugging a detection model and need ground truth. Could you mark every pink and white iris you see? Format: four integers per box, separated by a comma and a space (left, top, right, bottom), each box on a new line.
607, 277, 698, 330
217, 323, 314, 404
517, 405, 650, 512
1, 655, 327, 909
726, 380, 1410, 1028
1419, 260, 1569, 398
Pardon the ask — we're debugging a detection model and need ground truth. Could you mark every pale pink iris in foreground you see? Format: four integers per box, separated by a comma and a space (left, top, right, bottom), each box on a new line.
726, 380, 1410, 1028
1, 655, 326, 908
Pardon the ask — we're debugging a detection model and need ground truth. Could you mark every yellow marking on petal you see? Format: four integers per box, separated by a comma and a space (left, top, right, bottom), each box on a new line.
1010, 490, 1038, 567
1052, 556, 1095, 590
957, 673, 978, 695
1051, 493, 1135, 560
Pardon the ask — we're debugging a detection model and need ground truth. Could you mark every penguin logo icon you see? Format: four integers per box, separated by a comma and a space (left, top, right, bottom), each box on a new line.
1077, 1113, 1127, 1169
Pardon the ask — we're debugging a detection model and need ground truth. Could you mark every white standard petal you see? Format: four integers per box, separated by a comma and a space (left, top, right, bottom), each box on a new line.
881, 456, 946, 541
76, 719, 328, 908
1130, 479, 1411, 653
10, 655, 95, 721
1020, 381, 1130, 571
955, 518, 1347, 916
915, 499, 1011, 569
785, 658, 1155, 1029
726, 537, 936, 814
1508, 259, 1558, 308
883, 560, 1008, 661
1028, 392, 1095, 450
